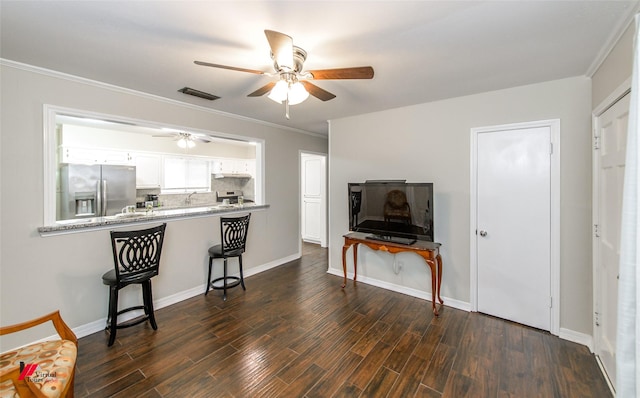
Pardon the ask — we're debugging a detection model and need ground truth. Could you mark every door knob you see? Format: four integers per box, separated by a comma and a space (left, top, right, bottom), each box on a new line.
479, 230, 488, 237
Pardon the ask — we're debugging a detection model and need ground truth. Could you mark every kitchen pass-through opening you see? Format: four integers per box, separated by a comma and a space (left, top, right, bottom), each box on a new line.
43, 105, 264, 224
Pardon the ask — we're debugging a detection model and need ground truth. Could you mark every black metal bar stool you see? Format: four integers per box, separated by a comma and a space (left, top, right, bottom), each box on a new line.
102, 223, 166, 346
205, 214, 251, 300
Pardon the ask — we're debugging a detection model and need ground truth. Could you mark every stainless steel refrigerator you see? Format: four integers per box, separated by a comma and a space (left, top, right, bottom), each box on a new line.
58, 164, 137, 220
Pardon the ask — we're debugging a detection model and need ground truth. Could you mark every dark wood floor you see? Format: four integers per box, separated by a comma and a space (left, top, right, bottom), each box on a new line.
75, 242, 611, 397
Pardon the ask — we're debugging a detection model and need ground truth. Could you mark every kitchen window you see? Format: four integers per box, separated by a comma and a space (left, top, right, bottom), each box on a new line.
162, 156, 210, 192
43, 105, 264, 224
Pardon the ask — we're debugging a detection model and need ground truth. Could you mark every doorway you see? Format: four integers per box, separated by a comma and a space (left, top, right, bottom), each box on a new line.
300, 152, 327, 247
470, 120, 560, 333
592, 88, 630, 387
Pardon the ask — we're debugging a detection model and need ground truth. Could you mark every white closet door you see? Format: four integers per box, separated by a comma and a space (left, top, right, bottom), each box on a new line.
594, 92, 630, 385
477, 126, 552, 331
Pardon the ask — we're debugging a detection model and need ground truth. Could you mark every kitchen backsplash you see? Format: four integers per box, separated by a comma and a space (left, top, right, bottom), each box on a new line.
136, 175, 254, 209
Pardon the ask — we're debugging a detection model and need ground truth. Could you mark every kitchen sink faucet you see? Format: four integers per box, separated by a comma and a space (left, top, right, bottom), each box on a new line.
185, 191, 197, 206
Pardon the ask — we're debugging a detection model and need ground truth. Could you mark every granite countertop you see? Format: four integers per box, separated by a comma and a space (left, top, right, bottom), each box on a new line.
38, 203, 269, 236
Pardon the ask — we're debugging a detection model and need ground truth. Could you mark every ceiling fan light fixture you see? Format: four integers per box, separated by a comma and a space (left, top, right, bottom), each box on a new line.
268, 80, 289, 103
177, 134, 196, 149
195, 29, 375, 115
287, 81, 309, 105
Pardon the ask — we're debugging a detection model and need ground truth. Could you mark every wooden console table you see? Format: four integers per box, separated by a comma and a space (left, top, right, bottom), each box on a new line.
341, 232, 444, 316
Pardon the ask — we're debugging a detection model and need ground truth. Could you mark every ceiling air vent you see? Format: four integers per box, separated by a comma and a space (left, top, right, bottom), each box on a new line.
178, 87, 220, 101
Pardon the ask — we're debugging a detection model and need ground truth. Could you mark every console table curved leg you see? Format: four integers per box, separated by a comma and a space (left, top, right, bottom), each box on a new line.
353, 244, 358, 284
436, 253, 444, 305
427, 259, 439, 316
341, 243, 349, 288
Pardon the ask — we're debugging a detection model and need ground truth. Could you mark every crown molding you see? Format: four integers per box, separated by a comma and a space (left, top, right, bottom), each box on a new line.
586, 5, 640, 77
0, 58, 327, 139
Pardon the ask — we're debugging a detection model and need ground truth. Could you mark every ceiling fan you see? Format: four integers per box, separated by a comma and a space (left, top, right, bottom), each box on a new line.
195, 30, 374, 119
153, 131, 211, 148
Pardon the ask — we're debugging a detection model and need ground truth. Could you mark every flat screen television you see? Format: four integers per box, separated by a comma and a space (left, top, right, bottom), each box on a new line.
349, 181, 434, 244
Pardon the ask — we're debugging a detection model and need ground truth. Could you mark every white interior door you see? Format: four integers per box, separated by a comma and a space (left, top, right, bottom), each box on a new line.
594, 91, 629, 385
476, 125, 552, 331
301, 153, 326, 246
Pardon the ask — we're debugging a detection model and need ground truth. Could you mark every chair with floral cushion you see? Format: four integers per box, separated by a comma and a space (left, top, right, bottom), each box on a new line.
0, 310, 77, 398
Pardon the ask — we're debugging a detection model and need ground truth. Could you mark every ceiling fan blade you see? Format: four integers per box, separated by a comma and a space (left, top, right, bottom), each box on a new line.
152, 135, 182, 141
264, 30, 294, 70
301, 81, 336, 101
194, 60, 266, 75
307, 66, 374, 80
248, 82, 276, 97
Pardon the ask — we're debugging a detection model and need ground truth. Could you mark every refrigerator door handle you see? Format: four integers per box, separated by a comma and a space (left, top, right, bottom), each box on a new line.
102, 179, 108, 216
96, 180, 103, 217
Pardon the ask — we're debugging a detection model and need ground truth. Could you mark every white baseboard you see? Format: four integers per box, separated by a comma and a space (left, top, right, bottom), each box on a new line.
73, 258, 594, 351
244, 252, 300, 277
595, 355, 616, 396
559, 327, 594, 352
328, 269, 598, 351
327, 268, 471, 312
72, 284, 208, 339
71, 251, 302, 339
72, 319, 109, 339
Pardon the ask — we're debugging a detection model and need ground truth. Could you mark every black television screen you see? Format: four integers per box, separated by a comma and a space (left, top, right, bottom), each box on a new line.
349, 181, 434, 242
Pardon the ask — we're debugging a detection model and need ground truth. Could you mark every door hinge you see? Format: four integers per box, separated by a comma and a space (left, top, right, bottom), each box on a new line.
550, 143, 553, 155
595, 311, 600, 327
549, 296, 553, 308
594, 224, 600, 238
594, 134, 600, 150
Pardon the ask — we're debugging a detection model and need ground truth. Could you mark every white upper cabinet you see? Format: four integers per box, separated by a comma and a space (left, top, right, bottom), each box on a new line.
211, 158, 224, 175
212, 158, 255, 176
59, 146, 133, 166
133, 153, 161, 188
244, 159, 256, 177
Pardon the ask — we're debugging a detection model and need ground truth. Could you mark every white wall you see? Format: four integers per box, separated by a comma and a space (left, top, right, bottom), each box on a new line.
0, 63, 327, 349
329, 76, 593, 335
592, 22, 635, 108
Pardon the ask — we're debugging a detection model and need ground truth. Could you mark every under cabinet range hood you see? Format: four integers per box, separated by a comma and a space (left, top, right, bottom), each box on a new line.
213, 172, 252, 179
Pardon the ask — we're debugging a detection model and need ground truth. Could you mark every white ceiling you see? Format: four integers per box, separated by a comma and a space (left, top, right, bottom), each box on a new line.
1, 1, 638, 136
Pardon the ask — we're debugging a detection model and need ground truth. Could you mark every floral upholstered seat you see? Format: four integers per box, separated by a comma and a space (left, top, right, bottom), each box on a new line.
0, 311, 77, 398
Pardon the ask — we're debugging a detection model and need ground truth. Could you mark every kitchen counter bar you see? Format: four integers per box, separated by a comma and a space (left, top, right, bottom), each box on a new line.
38, 203, 269, 237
